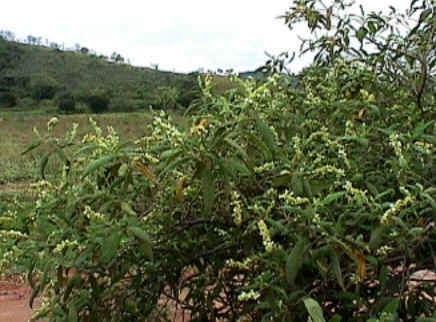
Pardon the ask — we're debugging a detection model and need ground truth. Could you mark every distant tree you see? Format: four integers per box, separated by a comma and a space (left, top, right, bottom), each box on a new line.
57, 92, 76, 113
84, 90, 110, 113
110, 52, 124, 63
30, 75, 59, 102
152, 86, 180, 109
0, 30, 15, 41
80, 47, 89, 54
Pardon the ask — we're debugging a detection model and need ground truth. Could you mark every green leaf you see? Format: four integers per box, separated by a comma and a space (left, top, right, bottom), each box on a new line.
341, 136, 369, 147
422, 193, 436, 212
256, 119, 277, 157
73, 143, 100, 157
286, 237, 306, 287
224, 138, 249, 161
272, 174, 292, 188
102, 232, 121, 263
368, 21, 377, 34
40, 152, 50, 179
68, 303, 78, 322
225, 157, 251, 177
82, 155, 117, 178
21, 139, 43, 155
329, 315, 342, 322
356, 27, 368, 42
128, 227, 153, 260
322, 191, 345, 206
303, 297, 326, 322
383, 298, 400, 314
369, 225, 386, 250
330, 251, 345, 291
291, 173, 304, 196
202, 171, 215, 213
121, 202, 136, 216
160, 148, 182, 160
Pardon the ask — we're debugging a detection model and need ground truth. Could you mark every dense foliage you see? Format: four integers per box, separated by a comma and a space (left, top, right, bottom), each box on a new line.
83, 90, 110, 113
30, 74, 59, 102
0, 91, 17, 108
57, 93, 76, 113
0, 0, 436, 321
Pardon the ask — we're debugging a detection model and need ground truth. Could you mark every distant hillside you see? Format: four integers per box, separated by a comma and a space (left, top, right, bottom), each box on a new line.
0, 37, 202, 111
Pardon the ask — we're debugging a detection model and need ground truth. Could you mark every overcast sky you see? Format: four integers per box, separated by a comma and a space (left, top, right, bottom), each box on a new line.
1, 0, 409, 73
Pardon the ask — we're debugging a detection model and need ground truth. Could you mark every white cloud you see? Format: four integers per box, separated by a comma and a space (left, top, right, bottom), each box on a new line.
0, 0, 411, 73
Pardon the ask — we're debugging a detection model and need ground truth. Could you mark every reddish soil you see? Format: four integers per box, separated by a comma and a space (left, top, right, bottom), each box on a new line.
0, 276, 41, 322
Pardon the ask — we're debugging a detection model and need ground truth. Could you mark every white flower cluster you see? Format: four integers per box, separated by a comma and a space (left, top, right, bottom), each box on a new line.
345, 120, 356, 136
225, 257, 254, 270
258, 220, 276, 253
254, 162, 275, 174
381, 188, 416, 225
231, 191, 243, 226
150, 115, 184, 146
312, 165, 345, 178
53, 239, 79, 254
67, 122, 79, 142
389, 133, 407, 167
279, 190, 310, 206
338, 146, 351, 169
414, 141, 433, 155
292, 136, 303, 161
82, 121, 120, 152
376, 245, 393, 256
0, 230, 27, 240
344, 181, 369, 205
238, 289, 261, 302
47, 117, 59, 131
0, 246, 22, 273
84, 206, 105, 221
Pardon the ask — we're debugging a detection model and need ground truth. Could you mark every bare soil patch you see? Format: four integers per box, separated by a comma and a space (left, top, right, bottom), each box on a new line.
0, 275, 41, 322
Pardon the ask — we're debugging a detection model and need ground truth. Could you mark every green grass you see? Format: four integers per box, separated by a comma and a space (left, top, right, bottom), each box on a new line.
0, 111, 189, 198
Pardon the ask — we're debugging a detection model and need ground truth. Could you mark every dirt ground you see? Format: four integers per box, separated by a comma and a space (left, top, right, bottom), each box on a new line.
0, 276, 41, 322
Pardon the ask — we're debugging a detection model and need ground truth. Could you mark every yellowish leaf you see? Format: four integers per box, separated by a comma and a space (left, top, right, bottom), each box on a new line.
134, 162, 157, 184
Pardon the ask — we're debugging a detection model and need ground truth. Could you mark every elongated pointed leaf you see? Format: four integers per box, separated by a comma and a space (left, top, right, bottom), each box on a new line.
286, 237, 306, 287
322, 192, 345, 206
303, 297, 326, 322
21, 139, 43, 155
128, 227, 153, 260
82, 155, 117, 178
330, 251, 345, 291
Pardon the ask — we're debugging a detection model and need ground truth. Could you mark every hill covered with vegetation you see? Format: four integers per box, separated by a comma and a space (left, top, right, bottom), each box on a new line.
0, 36, 207, 112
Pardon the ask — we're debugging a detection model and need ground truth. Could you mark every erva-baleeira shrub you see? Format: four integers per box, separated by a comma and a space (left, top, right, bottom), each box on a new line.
2, 1, 436, 320
3, 65, 436, 321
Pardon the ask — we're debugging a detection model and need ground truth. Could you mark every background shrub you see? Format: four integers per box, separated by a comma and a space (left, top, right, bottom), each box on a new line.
30, 74, 59, 102
16, 97, 36, 108
57, 93, 76, 113
83, 89, 110, 113
0, 91, 17, 107
109, 97, 147, 112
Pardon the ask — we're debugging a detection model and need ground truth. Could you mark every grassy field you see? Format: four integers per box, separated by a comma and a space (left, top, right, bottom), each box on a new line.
0, 110, 188, 201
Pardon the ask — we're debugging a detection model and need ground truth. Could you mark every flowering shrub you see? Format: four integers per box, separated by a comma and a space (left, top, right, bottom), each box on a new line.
1, 61, 435, 321
2, 0, 436, 319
